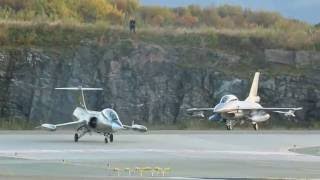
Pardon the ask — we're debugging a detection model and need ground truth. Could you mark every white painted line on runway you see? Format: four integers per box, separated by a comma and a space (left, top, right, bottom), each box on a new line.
0, 148, 298, 156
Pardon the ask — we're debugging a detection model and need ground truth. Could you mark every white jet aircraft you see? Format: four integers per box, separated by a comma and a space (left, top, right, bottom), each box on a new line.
187, 72, 302, 130
41, 87, 147, 143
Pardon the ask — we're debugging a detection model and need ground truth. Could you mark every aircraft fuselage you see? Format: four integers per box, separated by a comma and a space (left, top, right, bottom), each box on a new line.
73, 107, 123, 134
213, 98, 270, 123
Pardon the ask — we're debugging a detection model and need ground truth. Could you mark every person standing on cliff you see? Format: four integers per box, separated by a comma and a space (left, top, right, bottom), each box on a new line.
129, 18, 136, 33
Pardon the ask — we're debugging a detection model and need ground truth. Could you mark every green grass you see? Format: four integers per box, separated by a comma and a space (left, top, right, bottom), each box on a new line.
0, 20, 319, 51
0, 117, 36, 130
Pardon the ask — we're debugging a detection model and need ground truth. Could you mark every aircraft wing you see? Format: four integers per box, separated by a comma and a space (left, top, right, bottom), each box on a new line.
254, 107, 302, 111
255, 107, 302, 117
41, 120, 86, 131
187, 108, 214, 112
230, 107, 302, 111
225, 107, 302, 118
123, 121, 147, 132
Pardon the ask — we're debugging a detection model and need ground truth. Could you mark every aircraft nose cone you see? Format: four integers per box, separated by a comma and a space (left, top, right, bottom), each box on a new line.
213, 104, 225, 113
112, 123, 123, 131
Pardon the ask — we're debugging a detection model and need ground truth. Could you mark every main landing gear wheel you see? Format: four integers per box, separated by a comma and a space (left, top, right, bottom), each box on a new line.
105, 137, 109, 143
252, 123, 259, 131
74, 125, 90, 143
226, 120, 233, 130
110, 134, 114, 142
74, 133, 79, 142
226, 125, 233, 130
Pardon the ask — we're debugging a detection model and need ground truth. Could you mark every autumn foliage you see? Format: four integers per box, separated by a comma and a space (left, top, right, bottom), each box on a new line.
0, 0, 312, 29
0, 0, 318, 50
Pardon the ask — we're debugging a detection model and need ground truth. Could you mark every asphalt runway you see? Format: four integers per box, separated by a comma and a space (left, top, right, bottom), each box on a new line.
0, 130, 320, 179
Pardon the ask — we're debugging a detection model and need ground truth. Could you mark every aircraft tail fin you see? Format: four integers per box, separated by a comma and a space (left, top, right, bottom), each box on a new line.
55, 87, 103, 111
245, 72, 260, 103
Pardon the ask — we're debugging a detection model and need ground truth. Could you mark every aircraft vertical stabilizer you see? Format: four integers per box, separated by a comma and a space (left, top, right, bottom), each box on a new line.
245, 72, 260, 103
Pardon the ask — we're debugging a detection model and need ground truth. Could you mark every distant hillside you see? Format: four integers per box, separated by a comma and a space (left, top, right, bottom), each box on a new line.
141, 0, 320, 24
0, 0, 319, 50
0, 0, 311, 28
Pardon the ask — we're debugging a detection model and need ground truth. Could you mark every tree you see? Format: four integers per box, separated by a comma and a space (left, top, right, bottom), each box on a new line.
139, 6, 174, 26
217, 5, 242, 18
247, 11, 281, 28
0, 0, 31, 11
114, 0, 139, 16
77, 0, 123, 23
202, 6, 221, 27
177, 15, 198, 28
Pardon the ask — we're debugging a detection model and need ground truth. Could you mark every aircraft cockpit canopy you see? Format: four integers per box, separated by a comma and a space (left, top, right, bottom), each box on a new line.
219, 95, 239, 104
102, 109, 123, 126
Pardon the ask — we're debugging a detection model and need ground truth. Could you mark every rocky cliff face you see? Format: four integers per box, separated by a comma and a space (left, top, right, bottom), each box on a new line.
0, 38, 319, 127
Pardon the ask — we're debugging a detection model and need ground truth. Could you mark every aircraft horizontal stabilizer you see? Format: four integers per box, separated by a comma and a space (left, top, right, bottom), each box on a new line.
55, 87, 103, 91
55, 87, 103, 111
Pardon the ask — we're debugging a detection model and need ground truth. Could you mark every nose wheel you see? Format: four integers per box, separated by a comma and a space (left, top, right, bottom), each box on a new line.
74, 133, 79, 142
252, 123, 259, 131
226, 120, 233, 130
104, 133, 114, 143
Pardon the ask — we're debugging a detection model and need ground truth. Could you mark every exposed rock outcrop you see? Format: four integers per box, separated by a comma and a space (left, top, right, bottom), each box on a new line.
0, 40, 319, 127
265, 49, 320, 69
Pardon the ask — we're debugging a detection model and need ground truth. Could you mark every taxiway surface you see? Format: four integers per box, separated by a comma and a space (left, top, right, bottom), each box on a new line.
0, 130, 320, 179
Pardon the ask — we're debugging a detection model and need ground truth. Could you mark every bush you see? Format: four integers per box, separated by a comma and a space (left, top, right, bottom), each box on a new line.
0, 0, 314, 31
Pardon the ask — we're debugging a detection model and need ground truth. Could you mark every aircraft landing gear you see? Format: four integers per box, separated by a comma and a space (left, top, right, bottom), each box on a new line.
74, 133, 79, 142
74, 125, 89, 142
226, 120, 233, 130
110, 134, 114, 142
104, 133, 113, 143
252, 123, 259, 131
